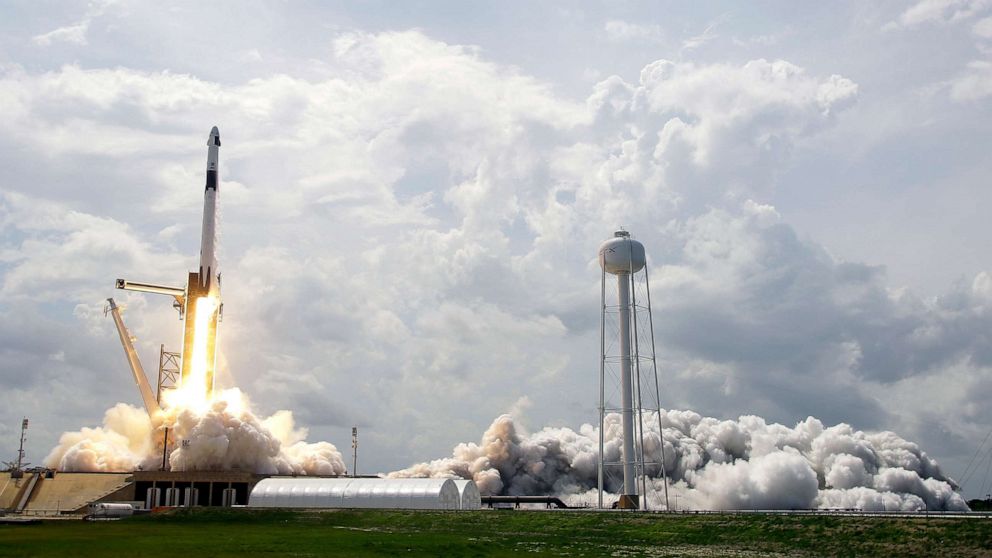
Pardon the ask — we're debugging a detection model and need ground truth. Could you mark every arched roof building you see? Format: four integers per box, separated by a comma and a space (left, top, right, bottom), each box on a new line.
248, 478, 461, 510
453, 479, 481, 510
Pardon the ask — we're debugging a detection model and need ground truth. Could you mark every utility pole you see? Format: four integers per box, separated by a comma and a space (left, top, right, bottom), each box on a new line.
16, 418, 28, 471
161, 428, 170, 470
351, 427, 358, 477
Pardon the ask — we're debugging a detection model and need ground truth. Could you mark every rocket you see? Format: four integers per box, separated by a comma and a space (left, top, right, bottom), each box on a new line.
199, 126, 221, 295
180, 126, 223, 399
114, 126, 224, 409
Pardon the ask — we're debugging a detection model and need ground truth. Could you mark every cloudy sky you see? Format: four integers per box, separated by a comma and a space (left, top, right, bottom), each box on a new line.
2, 0, 992, 497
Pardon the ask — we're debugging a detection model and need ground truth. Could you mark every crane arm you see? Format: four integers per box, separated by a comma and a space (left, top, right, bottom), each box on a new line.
105, 298, 162, 417
115, 279, 186, 318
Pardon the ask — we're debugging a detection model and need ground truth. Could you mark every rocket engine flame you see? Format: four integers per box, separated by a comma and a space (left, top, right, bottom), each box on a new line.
164, 295, 219, 413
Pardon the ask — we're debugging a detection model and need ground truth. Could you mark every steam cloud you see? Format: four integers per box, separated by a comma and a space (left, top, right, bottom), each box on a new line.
46, 395, 968, 511
44, 388, 347, 476
389, 411, 969, 511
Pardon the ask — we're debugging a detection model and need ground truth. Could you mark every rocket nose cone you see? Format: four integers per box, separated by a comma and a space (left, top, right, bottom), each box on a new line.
209, 126, 221, 147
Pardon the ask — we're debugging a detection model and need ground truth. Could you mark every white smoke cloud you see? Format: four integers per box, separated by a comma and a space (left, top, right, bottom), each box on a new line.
48, 399, 968, 511
44, 403, 154, 472
390, 411, 969, 511
44, 389, 346, 476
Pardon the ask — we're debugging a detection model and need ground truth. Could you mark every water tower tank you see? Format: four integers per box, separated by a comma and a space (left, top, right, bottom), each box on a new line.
599, 231, 646, 275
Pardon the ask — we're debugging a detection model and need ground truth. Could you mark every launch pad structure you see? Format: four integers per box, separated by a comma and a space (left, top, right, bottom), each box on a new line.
158, 345, 181, 403
110, 126, 223, 419
0, 469, 268, 515
94, 126, 227, 481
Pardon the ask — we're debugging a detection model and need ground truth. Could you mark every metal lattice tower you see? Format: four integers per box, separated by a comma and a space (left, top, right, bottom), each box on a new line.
157, 344, 181, 403
598, 230, 670, 510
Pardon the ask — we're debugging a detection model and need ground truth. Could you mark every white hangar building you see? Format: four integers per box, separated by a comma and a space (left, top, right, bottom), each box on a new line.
248, 478, 481, 510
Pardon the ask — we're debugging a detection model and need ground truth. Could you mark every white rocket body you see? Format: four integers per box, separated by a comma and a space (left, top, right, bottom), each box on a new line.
199, 126, 220, 295
181, 126, 222, 399
112, 126, 225, 406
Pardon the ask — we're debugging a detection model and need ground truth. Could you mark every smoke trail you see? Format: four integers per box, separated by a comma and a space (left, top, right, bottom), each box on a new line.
44, 388, 346, 475
388, 411, 969, 511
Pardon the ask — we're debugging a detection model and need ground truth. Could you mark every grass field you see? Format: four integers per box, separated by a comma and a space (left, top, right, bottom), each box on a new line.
2, 508, 991, 557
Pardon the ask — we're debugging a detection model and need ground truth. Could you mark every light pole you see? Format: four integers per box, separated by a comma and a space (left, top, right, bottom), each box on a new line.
351, 427, 358, 477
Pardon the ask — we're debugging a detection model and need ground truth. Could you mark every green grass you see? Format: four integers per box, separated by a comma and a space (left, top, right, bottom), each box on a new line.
1, 508, 991, 557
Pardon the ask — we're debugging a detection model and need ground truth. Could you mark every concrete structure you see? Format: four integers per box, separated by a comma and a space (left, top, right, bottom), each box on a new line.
133, 470, 265, 508
248, 478, 462, 510
0, 472, 20, 510
452, 480, 482, 510
0, 470, 273, 515
0, 471, 133, 515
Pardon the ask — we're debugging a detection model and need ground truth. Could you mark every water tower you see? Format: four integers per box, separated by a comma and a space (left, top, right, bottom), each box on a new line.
597, 230, 670, 510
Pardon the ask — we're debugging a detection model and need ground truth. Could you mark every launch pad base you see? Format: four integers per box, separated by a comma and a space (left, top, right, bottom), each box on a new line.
133, 470, 265, 508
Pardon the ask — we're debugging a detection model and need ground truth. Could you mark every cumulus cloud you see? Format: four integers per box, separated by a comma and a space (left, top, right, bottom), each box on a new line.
0, 27, 988, 499
881, 0, 992, 103
32, 21, 90, 46
975, 15, 992, 36
604, 20, 664, 43
886, 0, 992, 29
29, 0, 119, 47
680, 18, 724, 54
949, 60, 992, 100
576, 58, 857, 221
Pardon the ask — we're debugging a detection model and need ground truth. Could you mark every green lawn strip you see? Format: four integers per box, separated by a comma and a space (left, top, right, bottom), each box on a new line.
1, 522, 502, 558
1, 509, 990, 558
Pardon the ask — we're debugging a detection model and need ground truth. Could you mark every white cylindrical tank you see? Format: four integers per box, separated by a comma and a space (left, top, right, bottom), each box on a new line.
222, 487, 237, 507
89, 503, 134, 518
165, 487, 180, 507
145, 487, 161, 509
183, 487, 199, 507
599, 231, 646, 275
248, 478, 461, 510
452, 480, 481, 510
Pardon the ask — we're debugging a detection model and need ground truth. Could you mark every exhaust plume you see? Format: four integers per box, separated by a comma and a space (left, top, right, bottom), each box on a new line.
389, 410, 969, 511
45, 388, 346, 476
46, 396, 967, 511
